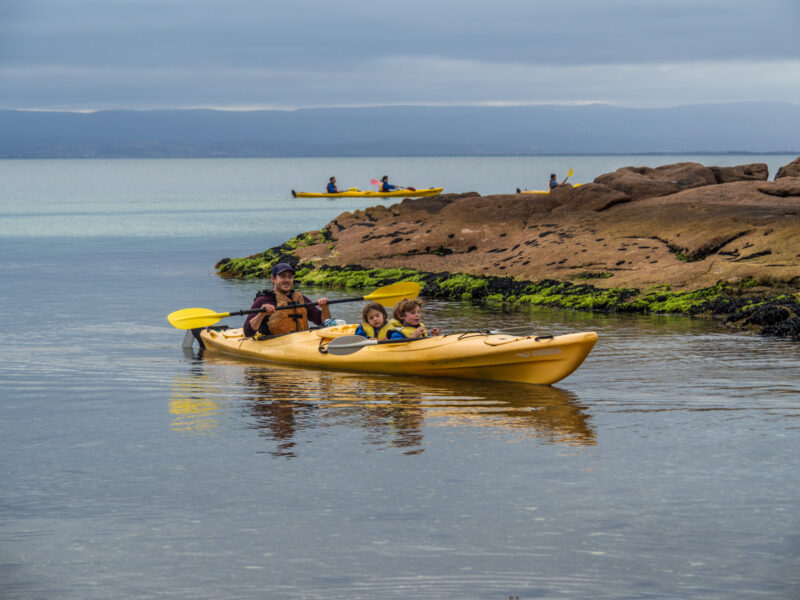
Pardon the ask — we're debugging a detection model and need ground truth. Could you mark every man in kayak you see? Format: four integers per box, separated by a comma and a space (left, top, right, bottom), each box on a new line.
380, 175, 397, 193
243, 263, 331, 337
327, 177, 340, 194
549, 173, 573, 191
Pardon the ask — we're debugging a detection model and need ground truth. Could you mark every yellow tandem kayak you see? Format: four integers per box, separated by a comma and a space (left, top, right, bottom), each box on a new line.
197, 324, 597, 385
291, 187, 443, 198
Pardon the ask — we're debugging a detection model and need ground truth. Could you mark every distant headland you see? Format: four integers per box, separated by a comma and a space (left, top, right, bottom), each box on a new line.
2, 102, 800, 157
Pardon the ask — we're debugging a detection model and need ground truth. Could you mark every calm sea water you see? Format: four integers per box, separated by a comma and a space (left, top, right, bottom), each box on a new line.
1, 157, 799, 599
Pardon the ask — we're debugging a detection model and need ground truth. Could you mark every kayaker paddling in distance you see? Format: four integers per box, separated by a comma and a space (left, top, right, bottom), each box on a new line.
327, 177, 340, 194
379, 175, 397, 193
549, 169, 573, 191
243, 263, 330, 337
388, 299, 441, 339
354, 302, 390, 340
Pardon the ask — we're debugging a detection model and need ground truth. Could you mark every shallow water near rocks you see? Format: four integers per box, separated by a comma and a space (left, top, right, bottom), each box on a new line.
1, 157, 799, 599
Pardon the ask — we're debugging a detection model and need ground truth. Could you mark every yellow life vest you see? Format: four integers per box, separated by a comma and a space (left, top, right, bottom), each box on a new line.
267, 290, 309, 335
388, 317, 427, 339
360, 321, 391, 340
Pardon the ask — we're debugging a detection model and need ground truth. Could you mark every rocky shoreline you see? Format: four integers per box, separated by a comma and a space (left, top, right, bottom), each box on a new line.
216, 158, 800, 340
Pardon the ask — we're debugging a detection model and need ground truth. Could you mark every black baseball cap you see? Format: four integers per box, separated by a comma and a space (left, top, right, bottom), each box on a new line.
271, 263, 295, 276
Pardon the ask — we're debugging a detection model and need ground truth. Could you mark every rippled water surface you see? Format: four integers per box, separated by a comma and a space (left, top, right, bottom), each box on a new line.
1, 158, 799, 599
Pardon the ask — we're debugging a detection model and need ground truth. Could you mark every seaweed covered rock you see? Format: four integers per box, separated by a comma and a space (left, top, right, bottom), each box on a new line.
725, 297, 800, 340
216, 158, 800, 340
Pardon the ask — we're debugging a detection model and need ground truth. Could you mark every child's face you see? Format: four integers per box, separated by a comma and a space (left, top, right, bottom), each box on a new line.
366, 308, 385, 328
401, 306, 421, 326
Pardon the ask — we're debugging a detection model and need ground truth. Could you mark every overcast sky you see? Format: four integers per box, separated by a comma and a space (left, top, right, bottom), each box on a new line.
2, 0, 800, 111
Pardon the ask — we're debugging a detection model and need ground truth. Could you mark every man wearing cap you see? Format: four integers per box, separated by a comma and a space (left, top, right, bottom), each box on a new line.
243, 263, 331, 337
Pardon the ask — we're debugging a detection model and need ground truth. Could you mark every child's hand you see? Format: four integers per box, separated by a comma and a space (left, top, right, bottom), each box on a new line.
430, 327, 441, 336
413, 326, 425, 338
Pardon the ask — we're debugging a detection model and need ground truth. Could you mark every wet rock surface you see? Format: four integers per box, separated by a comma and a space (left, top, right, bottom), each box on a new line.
725, 298, 800, 340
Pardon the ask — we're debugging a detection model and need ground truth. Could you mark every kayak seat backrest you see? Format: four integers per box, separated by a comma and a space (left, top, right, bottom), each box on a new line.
316, 324, 358, 339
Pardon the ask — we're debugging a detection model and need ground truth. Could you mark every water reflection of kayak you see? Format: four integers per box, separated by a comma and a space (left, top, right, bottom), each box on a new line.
169, 359, 597, 449
291, 187, 443, 198
196, 323, 597, 385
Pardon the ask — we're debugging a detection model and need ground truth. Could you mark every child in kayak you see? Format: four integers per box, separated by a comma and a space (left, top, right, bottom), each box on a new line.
354, 302, 390, 340
387, 299, 441, 339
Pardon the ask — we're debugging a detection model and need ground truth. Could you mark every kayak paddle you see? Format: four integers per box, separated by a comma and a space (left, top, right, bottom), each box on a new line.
561, 168, 574, 184
325, 325, 540, 356
370, 178, 416, 191
167, 281, 421, 330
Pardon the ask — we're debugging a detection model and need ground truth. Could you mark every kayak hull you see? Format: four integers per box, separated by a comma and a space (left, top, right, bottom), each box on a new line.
518, 183, 582, 195
292, 187, 443, 198
197, 325, 597, 385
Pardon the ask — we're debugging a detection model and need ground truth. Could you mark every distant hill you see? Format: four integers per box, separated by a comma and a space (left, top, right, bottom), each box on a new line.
2, 102, 799, 158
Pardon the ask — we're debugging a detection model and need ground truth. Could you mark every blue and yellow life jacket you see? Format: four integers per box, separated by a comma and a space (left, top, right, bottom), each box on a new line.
359, 321, 391, 340
387, 317, 428, 339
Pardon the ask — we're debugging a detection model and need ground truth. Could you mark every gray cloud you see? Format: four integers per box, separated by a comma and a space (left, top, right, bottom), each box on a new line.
2, 0, 800, 110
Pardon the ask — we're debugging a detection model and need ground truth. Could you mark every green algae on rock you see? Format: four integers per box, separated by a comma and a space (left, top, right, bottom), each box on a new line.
214, 246, 799, 338
216, 230, 332, 279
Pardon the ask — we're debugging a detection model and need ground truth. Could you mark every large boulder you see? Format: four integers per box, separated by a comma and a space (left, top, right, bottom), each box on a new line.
757, 177, 800, 197
593, 162, 717, 201
710, 163, 768, 183
775, 156, 800, 180
549, 182, 631, 212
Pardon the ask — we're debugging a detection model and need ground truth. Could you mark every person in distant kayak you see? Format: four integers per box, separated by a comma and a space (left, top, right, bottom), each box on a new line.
354, 302, 390, 340
387, 299, 441, 339
327, 177, 340, 194
380, 175, 398, 193
549, 173, 572, 191
243, 263, 330, 337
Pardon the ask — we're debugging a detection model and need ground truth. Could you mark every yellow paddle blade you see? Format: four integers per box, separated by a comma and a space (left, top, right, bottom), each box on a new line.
167, 307, 232, 330
567, 168, 574, 178
363, 281, 421, 307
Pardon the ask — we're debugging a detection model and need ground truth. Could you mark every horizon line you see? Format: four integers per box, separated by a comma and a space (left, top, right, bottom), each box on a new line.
8, 99, 799, 114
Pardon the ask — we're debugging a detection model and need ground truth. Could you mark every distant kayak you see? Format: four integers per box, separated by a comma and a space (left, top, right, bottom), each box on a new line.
516, 184, 583, 195
292, 187, 443, 198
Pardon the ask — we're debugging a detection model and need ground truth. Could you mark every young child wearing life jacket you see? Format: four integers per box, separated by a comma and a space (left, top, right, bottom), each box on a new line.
387, 299, 441, 339
354, 302, 390, 340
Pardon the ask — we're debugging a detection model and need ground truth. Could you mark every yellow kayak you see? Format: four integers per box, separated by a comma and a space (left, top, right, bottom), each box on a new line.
291, 187, 443, 198
517, 183, 583, 195
197, 324, 597, 385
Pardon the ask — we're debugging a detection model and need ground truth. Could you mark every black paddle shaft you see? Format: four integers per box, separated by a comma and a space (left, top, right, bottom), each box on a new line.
229, 295, 365, 317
